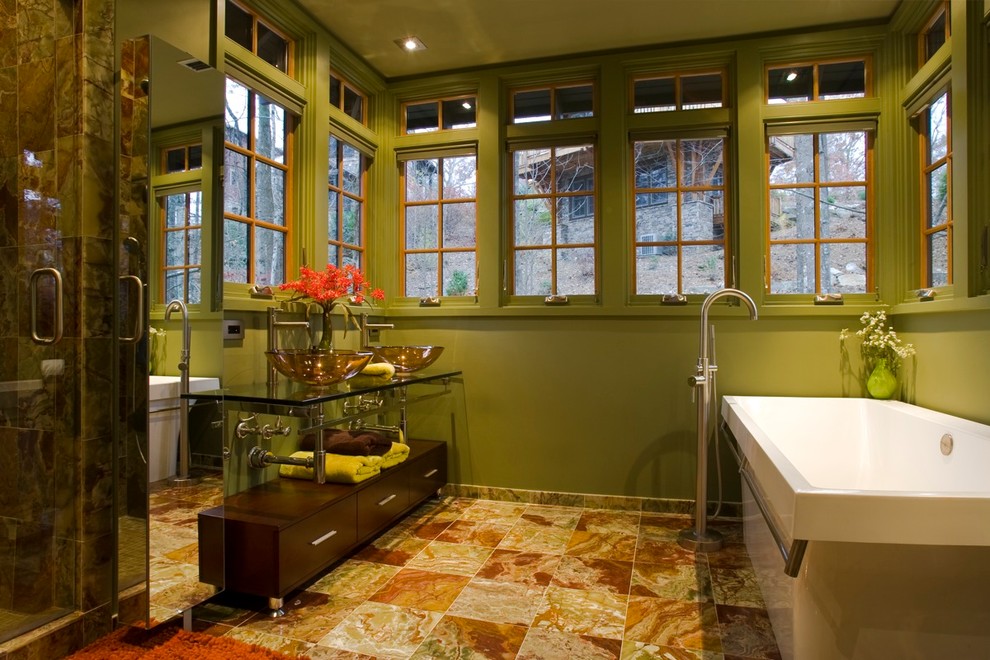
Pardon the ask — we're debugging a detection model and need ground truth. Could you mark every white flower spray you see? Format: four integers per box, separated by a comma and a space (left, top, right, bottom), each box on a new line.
840, 310, 915, 375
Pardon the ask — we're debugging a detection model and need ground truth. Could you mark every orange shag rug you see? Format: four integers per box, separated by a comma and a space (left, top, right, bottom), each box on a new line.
67, 624, 305, 659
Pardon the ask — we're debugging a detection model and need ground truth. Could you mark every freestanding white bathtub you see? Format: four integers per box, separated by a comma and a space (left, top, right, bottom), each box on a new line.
722, 395, 990, 659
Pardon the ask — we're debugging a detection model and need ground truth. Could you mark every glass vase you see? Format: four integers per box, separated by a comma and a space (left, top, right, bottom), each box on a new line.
866, 358, 898, 399
317, 305, 334, 351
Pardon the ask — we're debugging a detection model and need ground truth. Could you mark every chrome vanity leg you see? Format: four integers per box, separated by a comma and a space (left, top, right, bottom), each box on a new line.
268, 597, 285, 617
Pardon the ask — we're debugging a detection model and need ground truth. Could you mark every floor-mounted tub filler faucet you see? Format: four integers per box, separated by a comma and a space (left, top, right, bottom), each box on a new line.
164, 299, 199, 486
679, 288, 758, 553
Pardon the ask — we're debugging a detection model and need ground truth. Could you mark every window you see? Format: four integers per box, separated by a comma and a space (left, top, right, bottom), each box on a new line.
633, 71, 724, 113
328, 135, 366, 269
767, 129, 872, 295
633, 137, 728, 295
401, 154, 478, 298
511, 83, 594, 123
225, 0, 292, 75
330, 71, 366, 124
160, 170, 203, 305
510, 144, 597, 297
403, 97, 477, 134
766, 59, 869, 103
920, 1, 950, 66
919, 90, 952, 287
223, 77, 291, 286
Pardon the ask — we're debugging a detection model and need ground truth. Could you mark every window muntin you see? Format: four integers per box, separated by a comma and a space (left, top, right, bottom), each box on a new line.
633, 71, 724, 113
225, 0, 291, 74
328, 135, 366, 269
767, 59, 868, 103
510, 144, 597, 296
402, 155, 478, 297
633, 138, 728, 295
511, 83, 594, 123
920, 90, 952, 287
223, 77, 291, 286
767, 130, 872, 295
330, 71, 366, 124
403, 96, 477, 134
920, 1, 950, 66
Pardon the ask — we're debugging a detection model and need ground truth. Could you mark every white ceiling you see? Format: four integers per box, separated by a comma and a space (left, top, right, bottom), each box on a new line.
295, 0, 902, 79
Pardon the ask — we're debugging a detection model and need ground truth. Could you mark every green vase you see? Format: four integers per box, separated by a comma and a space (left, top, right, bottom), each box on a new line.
866, 358, 898, 399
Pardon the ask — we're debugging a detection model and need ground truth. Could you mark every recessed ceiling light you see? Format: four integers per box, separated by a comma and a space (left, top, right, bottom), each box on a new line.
461, 101, 472, 110
395, 36, 426, 52
785, 71, 798, 82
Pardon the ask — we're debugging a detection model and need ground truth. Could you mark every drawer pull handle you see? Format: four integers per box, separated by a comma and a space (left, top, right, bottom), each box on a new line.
423, 469, 439, 478
377, 494, 397, 507
310, 529, 338, 546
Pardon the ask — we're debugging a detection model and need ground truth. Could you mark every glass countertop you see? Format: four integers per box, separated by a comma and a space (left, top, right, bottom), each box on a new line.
183, 369, 462, 406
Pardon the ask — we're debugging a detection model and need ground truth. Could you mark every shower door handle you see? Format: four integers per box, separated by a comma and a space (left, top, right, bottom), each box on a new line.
119, 275, 144, 344
29, 267, 63, 345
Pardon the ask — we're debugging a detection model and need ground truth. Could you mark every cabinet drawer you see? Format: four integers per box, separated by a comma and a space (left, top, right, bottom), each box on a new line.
278, 494, 357, 595
357, 468, 409, 539
409, 444, 447, 505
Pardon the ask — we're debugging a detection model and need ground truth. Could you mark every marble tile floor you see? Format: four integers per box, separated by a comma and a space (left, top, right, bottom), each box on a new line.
180, 497, 780, 659
146, 471, 225, 624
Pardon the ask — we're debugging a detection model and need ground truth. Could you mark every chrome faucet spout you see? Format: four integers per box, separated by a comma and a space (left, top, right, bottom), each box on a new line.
164, 299, 190, 371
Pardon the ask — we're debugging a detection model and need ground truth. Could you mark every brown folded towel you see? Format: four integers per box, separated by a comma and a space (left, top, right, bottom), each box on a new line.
297, 428, 390, 456
352, 432, 392, 456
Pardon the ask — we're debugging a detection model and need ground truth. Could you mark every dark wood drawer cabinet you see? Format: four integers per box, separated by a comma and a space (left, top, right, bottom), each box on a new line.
200, 439, 446, 603
357, 467, 410, 539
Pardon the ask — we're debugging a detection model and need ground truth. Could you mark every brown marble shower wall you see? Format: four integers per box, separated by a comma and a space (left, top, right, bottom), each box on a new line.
0, 0, 117, 651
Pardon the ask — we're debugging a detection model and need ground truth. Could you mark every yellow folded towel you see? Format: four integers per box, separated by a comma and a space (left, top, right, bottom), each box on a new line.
279, 451, 382, 483
380, 441, 410, 469
360, 362, 396, 378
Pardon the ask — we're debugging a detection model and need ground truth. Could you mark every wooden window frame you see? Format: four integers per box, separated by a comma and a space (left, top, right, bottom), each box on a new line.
764, 56, 873, 103
330, 70, 368, 125
918, 1, 951, 69
401, 95, 478, 135
765, 128, 875, 296
328, 134, 367, 269
509, 82, 596, 124
400, 153, 479, 298
223, 79, 293, 285
631, 136, 730, 296
160, 188, 203, 305
919, 88, 952, 288
630, 69, 727, 113
226, 0, 295, 78
508, 143, 598, 298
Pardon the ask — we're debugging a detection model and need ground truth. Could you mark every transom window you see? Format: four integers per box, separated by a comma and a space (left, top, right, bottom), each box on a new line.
330, 71, 366, 124
919, 90, 952, 287
401, 154, 478, 298
223, 77, 291, 286
224, 0, 292, 75
510, 144, 597, 297
328, 135, 366, 269
164, 145, 202, 174
511, 83, 594, 123
403, 97, 477, 134
632, 71, 725, 113
766, 59, 869, 103
633, 137, 728, 295
920, 1, 950, 67
767, 129, 872, 295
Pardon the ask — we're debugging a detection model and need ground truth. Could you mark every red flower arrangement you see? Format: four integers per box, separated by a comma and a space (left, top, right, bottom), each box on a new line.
279, 264, 385, 350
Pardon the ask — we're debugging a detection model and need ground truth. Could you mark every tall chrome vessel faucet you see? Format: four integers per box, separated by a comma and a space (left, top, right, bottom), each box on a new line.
164, 299, 198, 486
679, 288, 758, 552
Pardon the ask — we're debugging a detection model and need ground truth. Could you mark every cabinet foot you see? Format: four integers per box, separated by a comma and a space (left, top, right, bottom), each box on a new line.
268, 597, 285, 617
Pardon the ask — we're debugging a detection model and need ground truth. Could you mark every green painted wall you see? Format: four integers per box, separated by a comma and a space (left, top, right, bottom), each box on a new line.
203, 0, 989, 504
